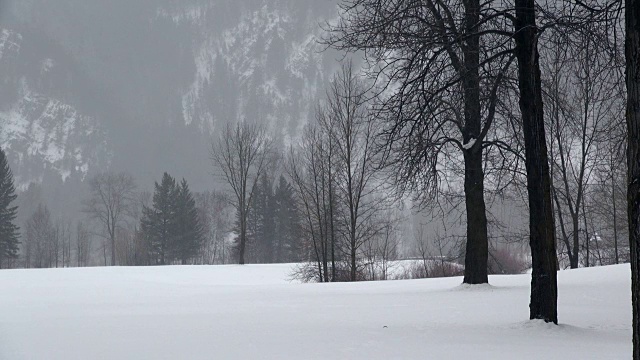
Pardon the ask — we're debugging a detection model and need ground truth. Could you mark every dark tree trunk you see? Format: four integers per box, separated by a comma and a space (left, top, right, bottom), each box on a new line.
461, 0, 489, 285
239, 212, 246, 265
582, 201, 590, 267
329, 175, 336, 282
625, 0, 640, 355
463, 149, 489, 284
111, 234, 116, 266
514, 0, 558, 324
351, 230, 357, 282
571, 217, 580, 268
612, 168, 619, 264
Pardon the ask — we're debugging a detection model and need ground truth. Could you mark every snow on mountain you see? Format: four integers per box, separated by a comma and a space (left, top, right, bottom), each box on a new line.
0, 27, 109, 188
158, 0, 334, 139
0, 29, 22, 61
0, 1, 338, 188
0, 80, 108, 187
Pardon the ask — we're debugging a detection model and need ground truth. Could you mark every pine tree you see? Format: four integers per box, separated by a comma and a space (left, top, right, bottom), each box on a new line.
246, 175, 270, 263
174, 179, 204, 264
0, 148, 20, 269
273, 175, 301, 262
142, 173, 178, 265
259, 175, 276, 263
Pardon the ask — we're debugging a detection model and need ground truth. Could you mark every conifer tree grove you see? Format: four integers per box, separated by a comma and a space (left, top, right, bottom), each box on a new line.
273, 175, 301, 262
141, 173, 204, 265
0, 148, 20, 269
175, 179, 204, 264
142, 173, 178, 265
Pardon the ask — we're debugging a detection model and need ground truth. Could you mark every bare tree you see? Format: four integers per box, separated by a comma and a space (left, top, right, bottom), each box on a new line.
326, 0, 517, 285
84, 172, 137, 266
57, 220, 72, 268
513, 0, 558, 324
363, 218, 399, 281
75, 221, 91, 267
286, 125, 335, 282
625, 0, 640, 355
24, 204, 55, 268
542, 22, 623, 269
322, 62, 388, 281
414, 224, 431, 278
589, 146, 628, 265
195, 191, 234, 265
286, 64, 392, 282
211, 122, 273, 265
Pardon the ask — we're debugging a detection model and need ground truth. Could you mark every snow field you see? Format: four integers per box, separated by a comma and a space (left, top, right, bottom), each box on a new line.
0, 264, 631, 359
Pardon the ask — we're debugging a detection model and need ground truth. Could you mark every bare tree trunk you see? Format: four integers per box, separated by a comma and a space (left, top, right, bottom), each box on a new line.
514, 0, 558, 324
460, 0, 489, 285
582, 199, 590, 268
626, 0, 640, 355
329, 166, 336, 282
463, 149, 489, 283
239, 211, 246, 265
612, 155, 620, 264
110, 229, 116, 266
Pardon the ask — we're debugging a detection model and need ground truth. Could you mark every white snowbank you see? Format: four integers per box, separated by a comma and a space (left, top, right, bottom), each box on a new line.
0, 264, 631, 359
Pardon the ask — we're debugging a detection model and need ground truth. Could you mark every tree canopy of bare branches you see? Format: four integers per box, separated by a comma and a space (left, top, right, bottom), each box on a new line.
322, 62, 389, 281
211, 122, 274, 265
325, 0, 517, 284
84, 172, 137, 266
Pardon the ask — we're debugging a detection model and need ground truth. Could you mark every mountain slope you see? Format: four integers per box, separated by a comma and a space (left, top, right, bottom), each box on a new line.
0, 28, 110, 188
0, 0, 339, 190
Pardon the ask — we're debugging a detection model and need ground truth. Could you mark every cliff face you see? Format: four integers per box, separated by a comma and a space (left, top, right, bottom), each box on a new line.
0, 0, 338, 189
0, 28, 109, 188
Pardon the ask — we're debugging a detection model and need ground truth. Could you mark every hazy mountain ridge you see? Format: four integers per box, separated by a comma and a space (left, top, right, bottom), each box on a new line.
161, 1, 334, 140
0, 27, 110, 188
0, 0, 338, 190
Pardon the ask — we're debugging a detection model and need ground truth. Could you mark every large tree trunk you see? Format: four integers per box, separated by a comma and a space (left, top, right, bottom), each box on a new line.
461, 0, 489, 285
514, 0, 558, 324
625, 0, 640, 355
463, 149, 489, 284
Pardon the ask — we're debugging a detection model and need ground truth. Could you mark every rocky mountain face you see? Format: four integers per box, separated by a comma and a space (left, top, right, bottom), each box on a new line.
0, 0, 339, 191
0, 27, 110, 188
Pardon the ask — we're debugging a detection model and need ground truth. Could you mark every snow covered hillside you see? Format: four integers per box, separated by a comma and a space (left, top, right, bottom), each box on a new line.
0, 264, 631, 359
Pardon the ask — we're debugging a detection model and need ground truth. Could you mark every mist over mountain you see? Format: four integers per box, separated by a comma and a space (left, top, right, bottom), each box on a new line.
0, 0, 339, 191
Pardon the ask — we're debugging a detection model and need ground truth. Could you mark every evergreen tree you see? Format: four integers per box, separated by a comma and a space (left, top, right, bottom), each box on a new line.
174, 179, 204, 264
260, 175, 276, 263
141, 173, 178, 265
246, 174, 274, 263
0, 148, 20, 269
273, 175, 301, 262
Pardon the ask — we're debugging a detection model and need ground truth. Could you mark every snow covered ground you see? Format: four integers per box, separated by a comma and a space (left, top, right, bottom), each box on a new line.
0, 264, 631, 359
